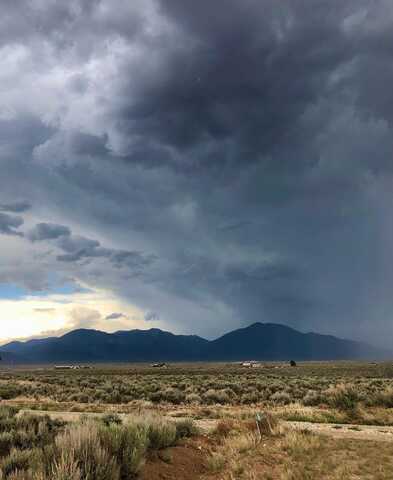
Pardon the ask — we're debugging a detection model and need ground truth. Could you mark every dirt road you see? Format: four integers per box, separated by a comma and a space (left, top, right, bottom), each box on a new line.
18, 409, 393, 442
287, 420, 393, 442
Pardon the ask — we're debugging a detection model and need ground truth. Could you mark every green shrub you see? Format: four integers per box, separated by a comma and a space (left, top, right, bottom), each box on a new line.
241, 392, 260, 404
185, 393, 201, 404
0, 433, 14, 457
54, 423, 120, 480
0, 407, 19, 420
206, 452, 226, 473
175, 419, 198, 439
302, 390, 323, 407
0, 449, 33, 477
101, 414, 122, 426
327, 384, 359, 412
99, 423, 148, 478
370, 388, 393, 408
0, 385, 23, 401
270, 391, 292, 405
203, 389, 231, 405
146, 418, 177, 449
158, 388, 186, 404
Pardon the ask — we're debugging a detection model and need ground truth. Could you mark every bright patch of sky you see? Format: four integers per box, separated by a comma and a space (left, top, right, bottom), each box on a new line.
0, 287, 146, 343
0, 281, 89, 300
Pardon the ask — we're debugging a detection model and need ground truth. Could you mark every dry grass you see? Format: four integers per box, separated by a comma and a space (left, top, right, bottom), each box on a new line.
205, 415, 281, 478
202, 415, 393, 480
279, 430, 393, 480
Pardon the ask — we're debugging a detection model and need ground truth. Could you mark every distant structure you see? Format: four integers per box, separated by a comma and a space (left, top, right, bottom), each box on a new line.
290, 360, 297, 367
54, 365, 91, 370
241, 361, 260, 368
151, 363, 167, 368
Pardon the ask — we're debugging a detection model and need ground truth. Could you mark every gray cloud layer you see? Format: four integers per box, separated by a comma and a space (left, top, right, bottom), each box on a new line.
28, 223, 71, 242
1, 0, 393, 345
0, 213, 24, 237
0, 201, 31, 213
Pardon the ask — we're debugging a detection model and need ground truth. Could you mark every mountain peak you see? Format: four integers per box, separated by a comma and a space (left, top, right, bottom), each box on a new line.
61, 328, 108, 338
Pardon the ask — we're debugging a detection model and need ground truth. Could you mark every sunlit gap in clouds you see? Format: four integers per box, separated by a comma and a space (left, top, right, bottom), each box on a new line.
0, 285, 145, 343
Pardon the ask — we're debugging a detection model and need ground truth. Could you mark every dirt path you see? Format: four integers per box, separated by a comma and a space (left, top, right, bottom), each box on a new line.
287, 420, 393, 442
184, 419, 393, 442
18, 409, 393, 442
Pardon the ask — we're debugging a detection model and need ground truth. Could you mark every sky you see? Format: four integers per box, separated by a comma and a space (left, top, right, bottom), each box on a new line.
1, 0, 393, 347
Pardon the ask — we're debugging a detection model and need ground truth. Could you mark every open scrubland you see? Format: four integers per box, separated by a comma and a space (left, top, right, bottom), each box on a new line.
0, 362, 393, 478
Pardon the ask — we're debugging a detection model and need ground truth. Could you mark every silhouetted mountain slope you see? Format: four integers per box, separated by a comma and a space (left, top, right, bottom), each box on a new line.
2, 328, 209, 362
0, 350, 27, 364
204, 323, 385, 360
1, 323, 388, 363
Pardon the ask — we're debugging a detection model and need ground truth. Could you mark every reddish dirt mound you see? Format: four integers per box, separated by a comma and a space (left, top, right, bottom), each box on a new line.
140, 439, 208, 480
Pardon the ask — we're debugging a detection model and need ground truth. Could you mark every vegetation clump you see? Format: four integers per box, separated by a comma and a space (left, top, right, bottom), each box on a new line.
326, 384, 359, 413
0, 408, 196, 480
1, 363, 393, 412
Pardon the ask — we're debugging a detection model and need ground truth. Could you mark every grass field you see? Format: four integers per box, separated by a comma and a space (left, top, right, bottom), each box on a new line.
0, 361, 393, 478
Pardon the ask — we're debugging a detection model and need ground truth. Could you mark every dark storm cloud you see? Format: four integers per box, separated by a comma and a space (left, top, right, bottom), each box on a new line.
105, 312, 126, 320
55, 235, 105, 262
54, 235, 155, 274
0, 213, 24, 237
24, 220, 157, 275
110, 250, 157, 270
110, 1, 354, 169
28, 223, 71, 242
55, 233, 155, 274
69, 132, 110, 157
1, 0, 393, 345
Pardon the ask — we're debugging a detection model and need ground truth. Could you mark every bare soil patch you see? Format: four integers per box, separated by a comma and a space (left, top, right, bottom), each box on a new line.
140, 438, 208, 480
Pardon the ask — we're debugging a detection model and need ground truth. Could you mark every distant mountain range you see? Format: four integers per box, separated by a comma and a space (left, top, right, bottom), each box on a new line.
0, 323, 389, 364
